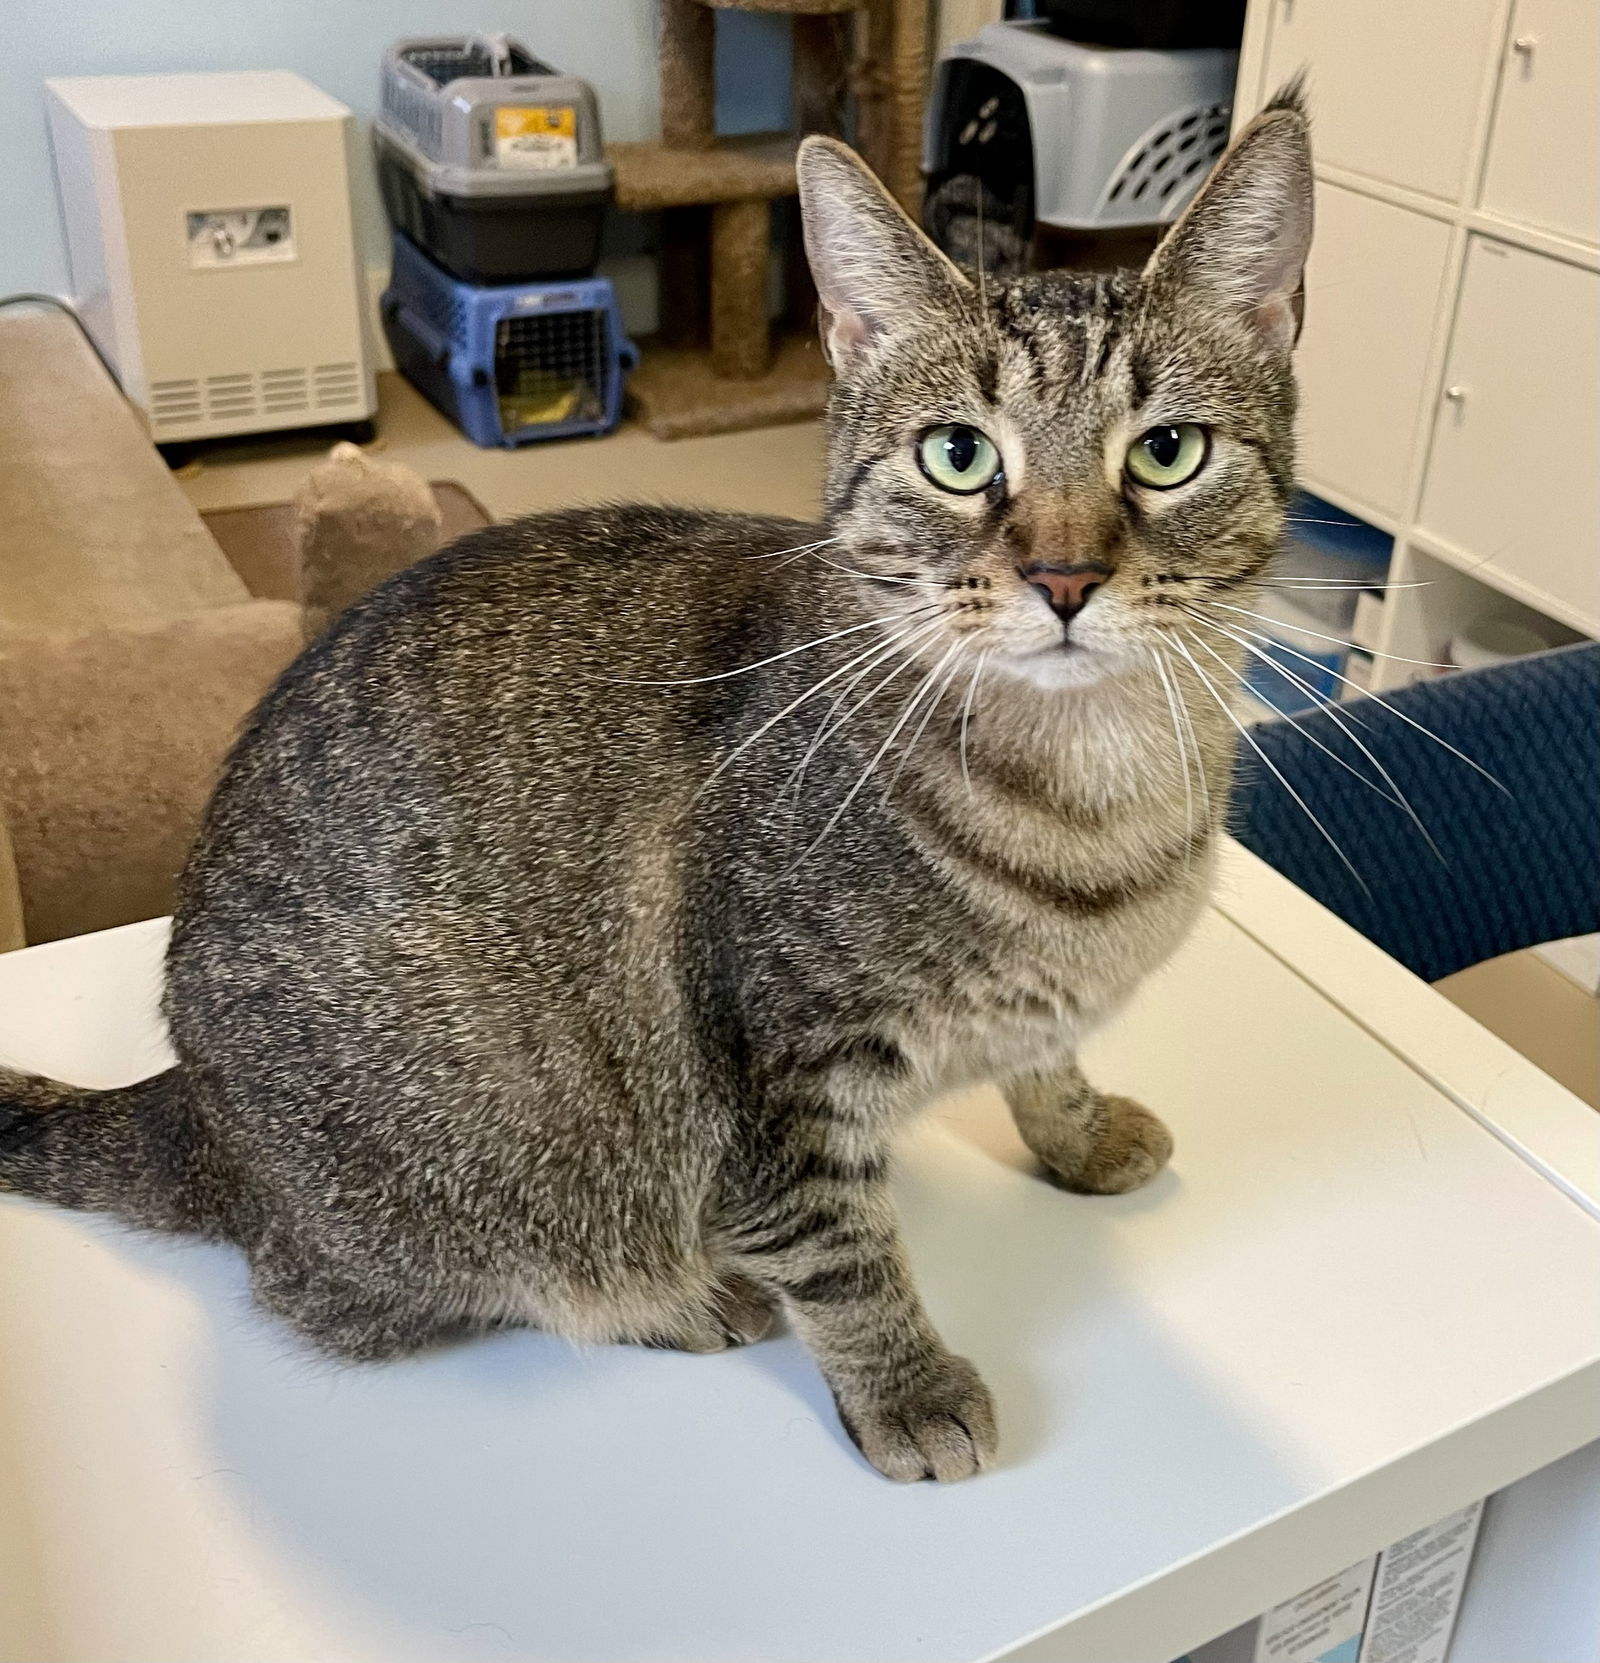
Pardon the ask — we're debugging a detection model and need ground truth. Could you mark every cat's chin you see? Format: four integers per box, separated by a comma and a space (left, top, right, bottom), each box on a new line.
995, 643, 1130, 693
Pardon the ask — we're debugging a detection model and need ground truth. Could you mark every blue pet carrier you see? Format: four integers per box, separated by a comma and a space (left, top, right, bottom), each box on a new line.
380, 233, 636, 448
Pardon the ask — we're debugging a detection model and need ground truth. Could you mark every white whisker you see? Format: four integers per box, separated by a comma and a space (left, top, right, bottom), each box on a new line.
1207, 601, 1454, 668
1172, 633, 1372, 897
1163, 649, 1214, 826
800, 617, 949, 772
958, 648, 990, 796
743, 535, 842, 561
1184, 627, 1404, 807
807, 551, 924, 587
1150, 649, 1196, 845
617, 607, 935, 687
1183, 609, 1447, 862
1191, 615, 1511, 795
1258, 579, 1429, 592
783, 615, 949, 804
883, 643, 968, 802
692, 614, 939, 804
787, 641, 962, 875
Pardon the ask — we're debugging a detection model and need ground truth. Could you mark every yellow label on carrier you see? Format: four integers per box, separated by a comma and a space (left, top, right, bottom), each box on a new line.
493, 106, 578, 171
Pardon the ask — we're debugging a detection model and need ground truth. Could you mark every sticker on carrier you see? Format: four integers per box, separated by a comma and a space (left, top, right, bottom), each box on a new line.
493, 106, 578, 170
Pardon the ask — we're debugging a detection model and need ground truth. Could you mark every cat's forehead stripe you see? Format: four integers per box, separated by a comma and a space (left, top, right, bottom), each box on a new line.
985, 277, 1142, 413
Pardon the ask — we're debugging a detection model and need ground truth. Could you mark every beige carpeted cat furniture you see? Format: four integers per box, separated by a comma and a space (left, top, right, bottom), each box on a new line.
611, 0, 930, 439
0, 306, 483, 946
294, 443, 445, 642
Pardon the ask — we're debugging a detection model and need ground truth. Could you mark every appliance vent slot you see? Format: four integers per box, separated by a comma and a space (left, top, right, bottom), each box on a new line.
205, 372, 259, 421
313, 361, 362, 408
260, 367, 311, 415
149, 378, 202, 427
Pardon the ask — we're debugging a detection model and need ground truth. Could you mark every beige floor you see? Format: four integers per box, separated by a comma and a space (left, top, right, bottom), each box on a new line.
176, 371, 828, 525
1437, 951, 1598, 1108
177, 375, 1598, 1110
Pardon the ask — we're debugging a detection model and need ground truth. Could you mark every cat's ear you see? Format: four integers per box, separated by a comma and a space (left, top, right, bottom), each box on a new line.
797, 135, 971, 367
1143, 79, 1314, 354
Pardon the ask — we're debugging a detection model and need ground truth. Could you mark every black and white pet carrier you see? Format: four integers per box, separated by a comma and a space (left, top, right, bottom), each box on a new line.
924, 19, 1238, 268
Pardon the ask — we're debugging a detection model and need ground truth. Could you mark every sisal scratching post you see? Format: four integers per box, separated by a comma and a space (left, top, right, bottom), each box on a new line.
711, 198, 773, 379
659, 0, 717, 150
792, 11, 852, 138
859, 0, 928, 212
611, 0, 939, 435
887, 0, 930, 212
857, 0, 895, 190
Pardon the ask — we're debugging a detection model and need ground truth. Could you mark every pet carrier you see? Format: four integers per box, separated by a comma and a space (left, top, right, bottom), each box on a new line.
924, 20, 1236, 259
1025, 0, 1246, 51
375, 35, 612, 283
380, 234, 636, 448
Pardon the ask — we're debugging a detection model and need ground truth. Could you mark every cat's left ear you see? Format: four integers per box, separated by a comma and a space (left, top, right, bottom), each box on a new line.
797, 135, 971, 368
1144, 79, 1314, 354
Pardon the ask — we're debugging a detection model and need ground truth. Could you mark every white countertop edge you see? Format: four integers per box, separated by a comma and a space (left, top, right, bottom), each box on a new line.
1212, 840, 1600, 1221
989, 1358, 1600, 1663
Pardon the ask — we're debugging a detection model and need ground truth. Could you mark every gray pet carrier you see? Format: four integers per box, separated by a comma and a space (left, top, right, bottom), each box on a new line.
924, 20, 1237, 252
375, 34, 613, 284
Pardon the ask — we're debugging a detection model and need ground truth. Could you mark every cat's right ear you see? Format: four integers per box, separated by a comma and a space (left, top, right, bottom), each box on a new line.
797, 135, 971, 368
1143, 79, 1314, 354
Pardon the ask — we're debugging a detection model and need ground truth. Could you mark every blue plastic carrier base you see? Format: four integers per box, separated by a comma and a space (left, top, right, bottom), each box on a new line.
380, 234, 636, 449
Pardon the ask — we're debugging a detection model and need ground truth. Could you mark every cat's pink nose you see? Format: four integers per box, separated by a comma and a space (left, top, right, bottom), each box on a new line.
1017, 563, 1111, 622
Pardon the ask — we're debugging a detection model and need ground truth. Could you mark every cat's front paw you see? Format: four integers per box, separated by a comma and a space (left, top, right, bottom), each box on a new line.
837, 1353, 998, 1482
1045, 1094, 1173, 1195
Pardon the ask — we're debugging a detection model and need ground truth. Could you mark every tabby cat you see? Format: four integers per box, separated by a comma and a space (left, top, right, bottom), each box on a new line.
1, 88, 1313, 1481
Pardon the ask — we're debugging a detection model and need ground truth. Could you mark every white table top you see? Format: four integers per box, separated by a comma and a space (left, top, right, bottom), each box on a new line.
2, 844, 1597, 1663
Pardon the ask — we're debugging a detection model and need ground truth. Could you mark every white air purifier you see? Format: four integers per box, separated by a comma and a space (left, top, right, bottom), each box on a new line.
46, 71, 377, 447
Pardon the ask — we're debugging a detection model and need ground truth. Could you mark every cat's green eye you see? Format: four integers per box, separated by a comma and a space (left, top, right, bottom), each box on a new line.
917, 424, 1003, 495
1125, 423, 1210, 489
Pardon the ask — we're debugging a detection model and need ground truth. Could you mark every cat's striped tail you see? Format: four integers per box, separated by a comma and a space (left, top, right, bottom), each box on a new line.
0, 1065, 222, 1235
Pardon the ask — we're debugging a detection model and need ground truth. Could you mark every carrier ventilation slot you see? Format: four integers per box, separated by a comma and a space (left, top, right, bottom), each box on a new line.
402, 41, 546, 86
493, 309, 608, 435
1104, 102, 1232, 212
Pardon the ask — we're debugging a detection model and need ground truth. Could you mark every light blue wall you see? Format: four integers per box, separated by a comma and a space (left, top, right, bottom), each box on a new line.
3, 0, 791, 294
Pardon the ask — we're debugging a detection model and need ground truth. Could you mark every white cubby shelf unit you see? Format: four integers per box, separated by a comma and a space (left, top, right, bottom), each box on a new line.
1233, 0, 1598, 691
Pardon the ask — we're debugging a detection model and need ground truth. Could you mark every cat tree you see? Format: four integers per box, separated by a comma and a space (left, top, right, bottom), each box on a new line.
607, 0, 929, 439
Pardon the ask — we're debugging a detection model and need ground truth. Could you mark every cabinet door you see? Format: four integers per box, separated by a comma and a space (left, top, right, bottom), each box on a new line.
1419, 237, 1600, 629
1480, 0, 1600, 246
1261, 0, 1501, 201
1293, 182, 1453, 520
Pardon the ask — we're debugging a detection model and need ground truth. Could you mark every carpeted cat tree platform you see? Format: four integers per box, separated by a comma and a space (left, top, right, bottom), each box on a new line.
610, 0, 929, 439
